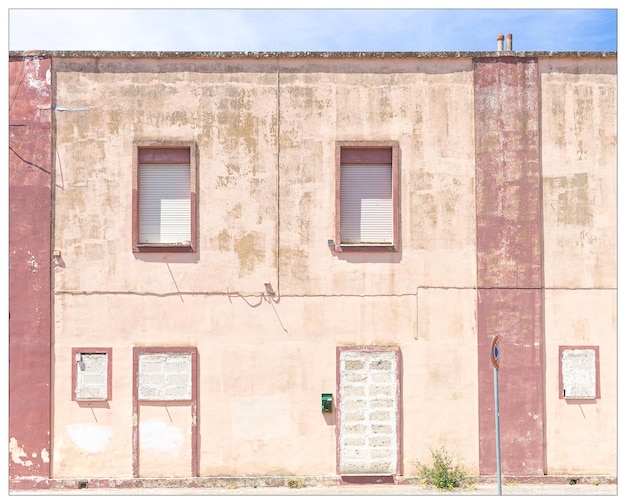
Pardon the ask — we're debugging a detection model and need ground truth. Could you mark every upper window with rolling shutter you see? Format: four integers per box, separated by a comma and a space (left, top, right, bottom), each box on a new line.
133, 144, 197, 253
335, 142, 399, 252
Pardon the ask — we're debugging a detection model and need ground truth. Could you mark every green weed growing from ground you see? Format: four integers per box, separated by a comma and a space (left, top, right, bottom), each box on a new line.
287, 478, 305, 489
415, 446, 474, 491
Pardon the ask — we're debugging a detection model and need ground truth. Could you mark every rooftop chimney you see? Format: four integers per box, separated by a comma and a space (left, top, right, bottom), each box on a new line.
506, 33, 513, 52
497, 34, 504, 52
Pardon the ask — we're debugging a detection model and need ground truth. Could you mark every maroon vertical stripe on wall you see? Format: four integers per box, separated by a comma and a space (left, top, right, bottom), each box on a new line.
474, 57, 545, 476
9, 55, 53, 483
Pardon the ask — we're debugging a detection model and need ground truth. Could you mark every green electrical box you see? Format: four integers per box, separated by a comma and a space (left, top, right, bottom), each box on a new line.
322, 393, 333, 413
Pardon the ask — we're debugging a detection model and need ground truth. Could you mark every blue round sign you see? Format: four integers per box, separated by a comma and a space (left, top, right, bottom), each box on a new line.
491, 335, 501, 370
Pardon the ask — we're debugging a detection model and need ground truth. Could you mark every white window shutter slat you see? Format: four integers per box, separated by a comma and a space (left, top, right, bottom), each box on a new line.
340, 163, 393, 245
139, 163, 191, 244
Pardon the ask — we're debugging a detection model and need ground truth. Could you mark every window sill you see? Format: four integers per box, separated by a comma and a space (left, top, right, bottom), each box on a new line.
334, 244, 398, 253
133, 244, 195, 253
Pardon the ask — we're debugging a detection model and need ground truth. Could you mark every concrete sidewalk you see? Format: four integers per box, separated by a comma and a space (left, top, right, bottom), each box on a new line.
11, 482, 617, 496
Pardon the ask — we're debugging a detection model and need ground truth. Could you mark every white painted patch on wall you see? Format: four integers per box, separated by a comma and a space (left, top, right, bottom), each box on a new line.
139, 418, 184, 455
41, 448, 50, 463
9, 437, 33, 467
26, 57, 48, 92
66, 424, 112, 453
230, 394, 291, 440
27, 57, 41, 89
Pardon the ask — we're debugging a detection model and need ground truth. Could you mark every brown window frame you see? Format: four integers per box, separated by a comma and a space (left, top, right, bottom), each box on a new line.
132, 142, 198, 253
334, 141, 400, 253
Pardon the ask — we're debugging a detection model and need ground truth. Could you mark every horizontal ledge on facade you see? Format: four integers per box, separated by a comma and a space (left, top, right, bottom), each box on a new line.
9, 50, 617, 59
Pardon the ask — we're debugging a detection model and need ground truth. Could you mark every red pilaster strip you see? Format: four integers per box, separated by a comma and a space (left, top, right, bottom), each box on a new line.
9, 55, 53, 484
474, 57, 545, 476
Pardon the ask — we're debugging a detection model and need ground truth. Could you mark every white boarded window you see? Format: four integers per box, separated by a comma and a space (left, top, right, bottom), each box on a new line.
139, 163, 191, 244
138, 352, 193, 401
72, 348, 112, 402
340, 164, 393, 244
559, 346, 600, 399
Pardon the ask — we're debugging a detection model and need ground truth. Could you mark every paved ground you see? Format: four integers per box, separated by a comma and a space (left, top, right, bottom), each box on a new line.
11, 482, 618, 497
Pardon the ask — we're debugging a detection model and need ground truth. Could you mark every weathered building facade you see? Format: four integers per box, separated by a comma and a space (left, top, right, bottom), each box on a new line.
8, 43, 617, 490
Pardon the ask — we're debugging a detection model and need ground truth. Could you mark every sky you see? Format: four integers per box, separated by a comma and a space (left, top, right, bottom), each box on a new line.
6, 4, 619, 53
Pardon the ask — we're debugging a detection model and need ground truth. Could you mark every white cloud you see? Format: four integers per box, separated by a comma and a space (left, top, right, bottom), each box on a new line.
8, 8, 618, 52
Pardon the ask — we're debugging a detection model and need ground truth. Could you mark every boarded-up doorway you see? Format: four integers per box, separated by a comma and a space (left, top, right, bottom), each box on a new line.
336, 347, 402, 481
132, 347, 198, 478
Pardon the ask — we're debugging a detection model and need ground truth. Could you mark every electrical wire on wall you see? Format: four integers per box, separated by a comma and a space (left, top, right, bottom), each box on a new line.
415, 286, 419, 340
275, 56, 281, 298
250, 56, 289, 335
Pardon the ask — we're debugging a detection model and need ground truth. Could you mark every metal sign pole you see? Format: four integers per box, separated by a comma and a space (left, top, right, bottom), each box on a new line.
494, 364, 502, 495
491, 334, 502, 495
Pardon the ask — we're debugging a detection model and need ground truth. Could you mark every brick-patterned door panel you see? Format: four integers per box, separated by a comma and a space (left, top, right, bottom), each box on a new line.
337, 348, 401, 476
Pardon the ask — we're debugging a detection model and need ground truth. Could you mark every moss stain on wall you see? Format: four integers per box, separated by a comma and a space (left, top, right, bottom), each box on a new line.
234, 232, 265, 275
547, 173, 592, 226
279, 247, 309, 281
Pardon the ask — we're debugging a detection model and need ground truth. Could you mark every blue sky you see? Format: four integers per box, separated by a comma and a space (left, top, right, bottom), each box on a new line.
7, 5, 618, 53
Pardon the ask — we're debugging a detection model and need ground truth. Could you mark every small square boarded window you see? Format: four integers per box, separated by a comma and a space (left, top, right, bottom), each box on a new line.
72, 348, 112, 401
559, 346, 600, 399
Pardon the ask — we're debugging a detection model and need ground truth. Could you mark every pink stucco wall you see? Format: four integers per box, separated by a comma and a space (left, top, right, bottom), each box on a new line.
8, 51, 616, 488
539, 58, 617, 474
